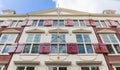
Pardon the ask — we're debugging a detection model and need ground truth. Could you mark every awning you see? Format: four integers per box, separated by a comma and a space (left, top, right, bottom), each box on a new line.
45, 61, 71, 65
76, 61, 102, 65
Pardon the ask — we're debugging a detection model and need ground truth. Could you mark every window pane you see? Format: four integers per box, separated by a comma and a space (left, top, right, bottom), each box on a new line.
86, 44, 93, 53
76, 34, 83, 42
53, 20, 58, 26
26, 67, 34, 70
115, 21, 120, 27
80, 20, 85, 26
26, 34, 34, 42
7, 34, 17, 43
101, 21, 107, 27
116, 67, 120, 70
32, 20, 38, 26
23, 45, 31, 53
95, 21, 101, 27
33, 34, 40, 43
91, 66, 99, 70
51, 34, 58, 42
59, 34, 65, 43
38, 20, 43, 26
16, 21, 22, 27
16, 67, 25, 70
106, 45, 115, 54
101, 34, 110, 43
0, 34, 8, 43
59, 20, 64, 26
3, 45, 11, 53
83, 34, 91, 42
114, 45, 120, 53
59, 44, 66, 53
51, 44, 58, 53
11, 22, 16, 27
49, 67, 57, 70
109, 34, 118, 43
59, 67, 67, 70
81, 67, 90, 70
73, 20, 79, 27
31, 45, 38, 53
78, 44, 85, 53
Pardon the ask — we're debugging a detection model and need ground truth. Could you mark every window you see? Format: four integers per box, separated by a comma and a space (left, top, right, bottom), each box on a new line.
95, 21, 101, 27
95, 20, 107, 27
10, 21, 22, 27
51, 34, 65, 43
100, 21, 107, 27
81, 66, 100, 70
26, 34, 40, 43
100, 34, 119, 54
79, 20, 85, 26
0, 65, 4, 70
38, 20, 43, 26
59, 20, 64, 27
0, 34, 17, 44
32, 20, 38, 27
53, 20, 58, 27
76, 34, 94, 54
49, 66, 67, 70
73, 20, 79, 27
16, 66, 35, 70
0, 21, 3, 26
115, 21, 120, 27
0, 44, 12, 53
23, 44, 39, 54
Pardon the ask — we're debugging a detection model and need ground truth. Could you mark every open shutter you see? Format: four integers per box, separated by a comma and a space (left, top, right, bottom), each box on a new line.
44, 19, 53, 26
85, 19, 91, 26
65, 19, 73, 26
105, 20, 112, 27
1, 19, 12, 27
109, 20, 117, 27
99, 43, 108, 54
39, 43, 50, 54
90, 19, 95, 26
67, 43, 78, 54
9, 43, 17, 54
15, 43, 25, 53
92, 43, 101, 53
26, 19, 33, 26
21, 19, 28, 26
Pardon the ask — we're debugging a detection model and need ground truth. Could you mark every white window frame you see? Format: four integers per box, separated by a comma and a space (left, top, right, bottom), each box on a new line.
79, 65, 101, 70
16, 65, 36, 70
0, 65, 4, 70
79, 20, 86, 27
100, 34, 120, 54
76, 33, 94, 54
32, 20, 44, 27
95, 20, 108, 28
48, 66, 68, 70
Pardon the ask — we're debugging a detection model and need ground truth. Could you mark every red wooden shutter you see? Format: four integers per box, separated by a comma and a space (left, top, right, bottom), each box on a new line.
21, 19, 28, 26
1, 19, 12, 27
92, 43, 101, 53
105, 20, 112, 27
90, 19, 95, 26
67, 43, 78, 54
85, 19, 91, 26
39, 43, 50, 54
99, 43, 108, 54
26, 19, 33, 26
15, 43, 25, 53
65, 19, 73, 26
44, 19, 53, 26
109, 20, 117, 27
9, 43, 17, 54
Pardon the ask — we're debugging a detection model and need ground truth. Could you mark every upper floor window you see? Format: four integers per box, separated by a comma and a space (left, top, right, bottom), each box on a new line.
10, 21, 22, 27
38, 20, 43, 26
51, 34, 65, 43
0, 65, 4, 70
49, 66, 67, 70
26, 34, 40, 43
0, 34, 17, 44
115, 21, 120, 27
79, 20, 85, 26
53, 20, 58, 27
73, 20, 79, 27
16, 66, 35, 70
81, 66, 100, 70
0, 21, 3, 26
32, 20, 38, 27
100, 21, 107, 27
95, 20, 107, 27
59, 20, 64, 27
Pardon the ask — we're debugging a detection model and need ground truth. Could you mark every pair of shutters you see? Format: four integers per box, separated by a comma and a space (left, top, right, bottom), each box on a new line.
9, 43, 78, 54
93, 43, 108, 54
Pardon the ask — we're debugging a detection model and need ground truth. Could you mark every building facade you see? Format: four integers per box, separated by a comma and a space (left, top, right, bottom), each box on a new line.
0, 8, 120, 70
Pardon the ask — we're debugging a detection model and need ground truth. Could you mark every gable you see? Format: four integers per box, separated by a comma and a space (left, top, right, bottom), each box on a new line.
28, 8, 90, 15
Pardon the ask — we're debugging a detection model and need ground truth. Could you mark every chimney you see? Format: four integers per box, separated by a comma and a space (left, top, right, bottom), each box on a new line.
103, 10, 116, 14
2, 10, 16, 15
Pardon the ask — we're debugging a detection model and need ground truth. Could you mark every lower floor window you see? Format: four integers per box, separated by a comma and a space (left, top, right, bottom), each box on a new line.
81, 66, 100, 70
49, 66, 67, 70
16, 66, 35, 70
116, 67, 120, 70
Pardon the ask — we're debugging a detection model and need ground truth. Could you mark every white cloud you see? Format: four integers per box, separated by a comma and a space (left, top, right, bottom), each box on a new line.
53, 0, 120, 13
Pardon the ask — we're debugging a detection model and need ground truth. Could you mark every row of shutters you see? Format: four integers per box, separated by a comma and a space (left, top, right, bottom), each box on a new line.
9, 43, 108, 54
0, 19, 117, 27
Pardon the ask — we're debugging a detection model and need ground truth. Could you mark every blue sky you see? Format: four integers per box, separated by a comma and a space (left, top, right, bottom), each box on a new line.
0, 0, 120, 14
0, 0, 55, 14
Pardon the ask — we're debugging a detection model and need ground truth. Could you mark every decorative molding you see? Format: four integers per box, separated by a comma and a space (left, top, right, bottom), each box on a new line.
1, 29, 20, 33
45, 61, 71, 65
76, 61, 102, 65
109, 61, 120, 65
72, 29, 91, 33
49, 29, 68, 33
26, 29, 45, 33
14, 61, 40, 65
0, 61, 8, 65
97, 29, 116, 34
